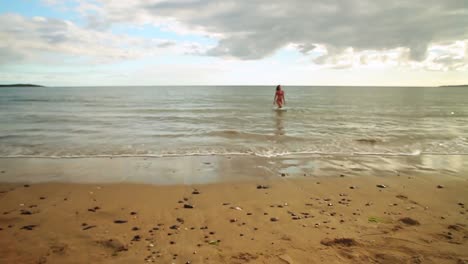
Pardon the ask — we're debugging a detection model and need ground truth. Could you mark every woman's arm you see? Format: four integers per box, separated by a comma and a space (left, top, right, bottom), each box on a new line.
273, 94, 277, 105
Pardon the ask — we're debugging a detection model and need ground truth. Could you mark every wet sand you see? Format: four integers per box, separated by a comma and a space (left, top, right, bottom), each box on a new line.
0, 164, 467, 263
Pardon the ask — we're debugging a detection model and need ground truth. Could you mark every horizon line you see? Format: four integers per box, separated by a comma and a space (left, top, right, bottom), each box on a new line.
2, 84, 467, 88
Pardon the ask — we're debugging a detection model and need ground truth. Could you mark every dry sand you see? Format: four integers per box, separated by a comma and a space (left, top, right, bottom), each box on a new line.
1, 170, 467, 263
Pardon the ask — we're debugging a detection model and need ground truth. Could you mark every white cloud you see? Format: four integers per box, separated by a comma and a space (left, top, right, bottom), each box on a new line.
0, 13, 201, 65
11, 1, 468, 70
73, 0, 468, 62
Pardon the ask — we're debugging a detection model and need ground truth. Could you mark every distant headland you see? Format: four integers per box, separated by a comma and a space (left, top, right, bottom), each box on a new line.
439, 84, 468, 88
0, 84, 44, 87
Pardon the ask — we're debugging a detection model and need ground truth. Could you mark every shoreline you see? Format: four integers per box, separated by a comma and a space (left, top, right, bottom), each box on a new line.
0, 174, 467, 263
0, 154, 467, 185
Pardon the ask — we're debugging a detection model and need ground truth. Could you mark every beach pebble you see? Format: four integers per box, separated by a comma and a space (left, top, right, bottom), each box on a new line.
184, 204, 194, 209
256, 185, 269, 189
114, 220, 127, 224
234, 206, 242, 211
349, 186, 357, 189
270, 217, 279, 222
170, 225, 179, 230
230, 218, 237, 223
23, 184, 30, 188
376, 184, 387, 188
437, 185, 444, 189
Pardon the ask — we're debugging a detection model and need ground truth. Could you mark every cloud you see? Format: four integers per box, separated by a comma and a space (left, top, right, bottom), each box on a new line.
296, 43, 317, 55
0, 13, 196, 65
78, 0, 468, 63
424, 40, 468, 71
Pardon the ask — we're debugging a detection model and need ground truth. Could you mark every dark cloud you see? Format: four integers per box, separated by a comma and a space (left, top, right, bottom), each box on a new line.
297, 43, 317, 54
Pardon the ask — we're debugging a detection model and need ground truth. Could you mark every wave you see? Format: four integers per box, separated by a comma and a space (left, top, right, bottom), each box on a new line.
207, 130, 305, 141
1, 150, 467, 159
10, 99, 54, 102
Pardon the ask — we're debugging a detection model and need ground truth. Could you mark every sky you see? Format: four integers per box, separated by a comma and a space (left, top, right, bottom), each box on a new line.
0, 0, 467, 86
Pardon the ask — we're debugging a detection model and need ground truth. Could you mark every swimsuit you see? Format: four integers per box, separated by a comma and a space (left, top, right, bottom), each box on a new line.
276, 90, 284, 107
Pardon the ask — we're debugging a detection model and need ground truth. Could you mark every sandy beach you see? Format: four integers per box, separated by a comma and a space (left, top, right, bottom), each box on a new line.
0, 157, 467, 263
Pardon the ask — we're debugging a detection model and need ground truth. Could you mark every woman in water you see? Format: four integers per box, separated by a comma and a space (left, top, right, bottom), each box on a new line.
273, 85, 286, 108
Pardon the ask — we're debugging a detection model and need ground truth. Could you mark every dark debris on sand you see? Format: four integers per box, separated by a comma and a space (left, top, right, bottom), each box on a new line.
88, 206, 101, 212
321, 238, 358, 247
20, 225, 38, 231
82, 225, 96, 231
98, 239, 128, 254
399, 217, 420, 226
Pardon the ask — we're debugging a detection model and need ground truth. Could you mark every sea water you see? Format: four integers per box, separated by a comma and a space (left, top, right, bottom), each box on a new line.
1, 86, 467, 159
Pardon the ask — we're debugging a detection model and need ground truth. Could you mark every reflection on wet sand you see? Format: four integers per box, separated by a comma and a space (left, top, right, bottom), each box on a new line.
0, 153, 467, 185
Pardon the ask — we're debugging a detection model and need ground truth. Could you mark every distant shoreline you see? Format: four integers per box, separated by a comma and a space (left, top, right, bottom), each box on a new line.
438, 84, 468, 88
0, 84, 44, 87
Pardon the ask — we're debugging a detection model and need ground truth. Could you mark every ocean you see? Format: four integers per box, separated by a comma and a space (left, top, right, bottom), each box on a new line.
1, 86, 467, 159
